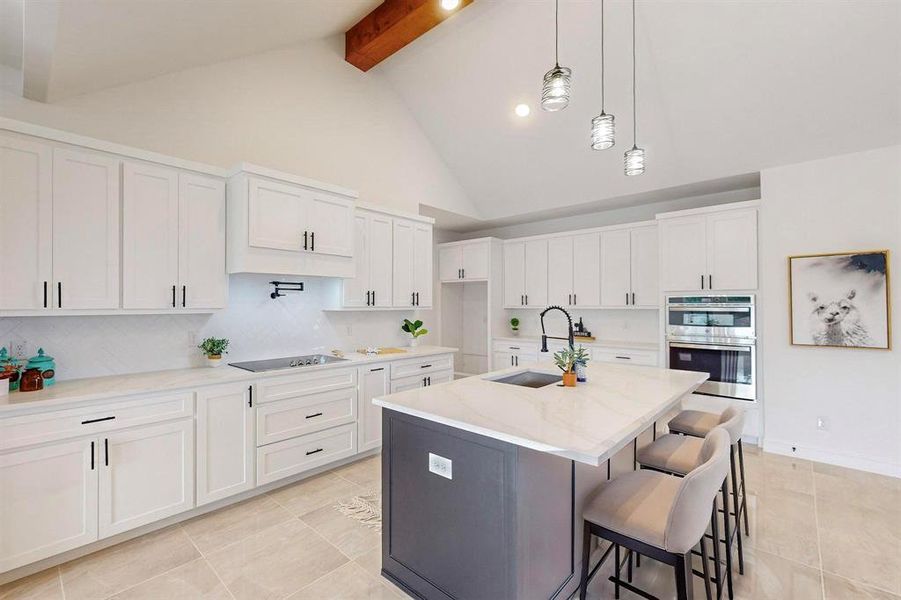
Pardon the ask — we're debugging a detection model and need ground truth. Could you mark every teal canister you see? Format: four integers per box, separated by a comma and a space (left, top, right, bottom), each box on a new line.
26, 348, 56, 386
0, 347, 20, 391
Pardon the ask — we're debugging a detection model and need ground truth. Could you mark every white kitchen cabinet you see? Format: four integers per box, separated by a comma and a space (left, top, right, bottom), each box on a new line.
439, 239, 490, 282
98, 419, 194, 538
52, 148, 120, 309
196, 383, 254, 507
247, 177, 309, 252
344, 210, 393, 308
390, 370, 453, 392
256, 386, 357, 447
393, 218, 433, 308
492, 341, 540, 368
600, 225, 658, 308
358, 364, 389, 452
0, 439, 98, 572
548, 234, 601, 308
658, 205, 758, 292
179, 174, 227, 309
307, 192, 355, 258
256, 423, 357, 486
122, 162, 179, 309
0, 134, 52, 310
547, 237, 573, 307
504, 240, 547, 308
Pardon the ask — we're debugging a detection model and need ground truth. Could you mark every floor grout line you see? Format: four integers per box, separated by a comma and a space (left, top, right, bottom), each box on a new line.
810, 461, 827, 600
57, 565, 66, 600
820, 568, 901, 599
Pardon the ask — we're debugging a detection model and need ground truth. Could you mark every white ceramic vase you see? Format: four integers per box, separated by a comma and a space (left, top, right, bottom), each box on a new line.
206, 356, 223, 368
409, 336, 419, 348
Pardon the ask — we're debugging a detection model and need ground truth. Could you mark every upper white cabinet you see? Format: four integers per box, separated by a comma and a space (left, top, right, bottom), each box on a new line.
658, 204, 758, 292
547, 233, 601, 308
393, 219, 432, 308
439, 239, 490, 282
344, 209, 394, 308
504, 239, 547, 308
227, 165, 356, 278
52, 148, 120, 309
599, 225, 658, 308
0, 134, 52, 310
179, 174, 227, 309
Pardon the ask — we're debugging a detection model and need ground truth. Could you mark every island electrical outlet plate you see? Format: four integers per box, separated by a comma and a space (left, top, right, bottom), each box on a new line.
428, 452, 453, 479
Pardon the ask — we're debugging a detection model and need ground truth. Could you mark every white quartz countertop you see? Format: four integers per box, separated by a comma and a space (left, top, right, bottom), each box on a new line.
492, 336, 659, 351
373, 362, 706, 466
0, 345, 457, 415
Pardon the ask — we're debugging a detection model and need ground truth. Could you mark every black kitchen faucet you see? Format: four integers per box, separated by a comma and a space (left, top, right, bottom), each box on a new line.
539, 305, 575, 352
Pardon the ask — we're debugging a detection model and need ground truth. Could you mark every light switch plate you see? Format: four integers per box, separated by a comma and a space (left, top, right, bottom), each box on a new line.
428, 452, 452, 480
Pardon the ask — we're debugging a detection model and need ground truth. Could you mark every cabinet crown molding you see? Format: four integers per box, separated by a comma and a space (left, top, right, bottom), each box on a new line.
228, 163, 358, 199
655, 199, 760, 220
500, 220, 657, 245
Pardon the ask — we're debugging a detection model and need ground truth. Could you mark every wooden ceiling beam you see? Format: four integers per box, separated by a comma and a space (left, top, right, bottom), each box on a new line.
346, 0, 473, 72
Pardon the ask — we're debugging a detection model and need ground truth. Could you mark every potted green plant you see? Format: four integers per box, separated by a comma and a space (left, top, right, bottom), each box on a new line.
401, 319, 428, 347
573, 346, 590, 382
510, 317, 520, 336
198, 337, 230, 368
553, 347, 578, 387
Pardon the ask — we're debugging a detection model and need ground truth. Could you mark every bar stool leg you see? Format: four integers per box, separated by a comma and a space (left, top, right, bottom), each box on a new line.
730, 445, 745, 574
627, 550, 633, 582
721, 481, 735, 600
711, 504, 724, 600
700, 534, 713, 600
579, 520, 591, 600
738, 439, 750, 536
614, 544, 621, 599
674, 551, 694, 600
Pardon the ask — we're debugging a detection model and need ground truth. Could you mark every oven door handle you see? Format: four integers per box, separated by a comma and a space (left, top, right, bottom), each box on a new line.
669, 342, 753, 352
668, 306, 751, 313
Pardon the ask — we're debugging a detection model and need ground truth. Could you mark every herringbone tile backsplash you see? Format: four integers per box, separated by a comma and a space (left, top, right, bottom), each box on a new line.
0, 275, 430, 381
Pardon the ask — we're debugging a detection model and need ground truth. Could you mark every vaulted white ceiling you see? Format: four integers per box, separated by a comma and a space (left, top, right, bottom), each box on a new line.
377, 0, 901, 220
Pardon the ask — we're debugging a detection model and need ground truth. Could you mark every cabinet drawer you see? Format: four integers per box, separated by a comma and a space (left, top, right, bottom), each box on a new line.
390, 354, 453, 380
390, 369, 453, 393
593, 348, 659, 367
0, 392, 194, 451
256, 423, 357, 486
256, 367, 356, 404
492, 341, 539, 354
256, 387, 357, 447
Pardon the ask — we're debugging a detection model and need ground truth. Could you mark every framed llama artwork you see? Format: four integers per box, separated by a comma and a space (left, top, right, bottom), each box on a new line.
789, 250, 891, 349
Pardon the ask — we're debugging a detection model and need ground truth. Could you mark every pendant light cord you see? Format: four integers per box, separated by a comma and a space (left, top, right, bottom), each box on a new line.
600, 0, 605, 111
631, 0, 637, 146
555, 0, 560, 66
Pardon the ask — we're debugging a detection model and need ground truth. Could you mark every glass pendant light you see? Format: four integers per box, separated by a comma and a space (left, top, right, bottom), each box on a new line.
591, 0, 615, 150
541, 0, 572, 112
624, 0, 646, 175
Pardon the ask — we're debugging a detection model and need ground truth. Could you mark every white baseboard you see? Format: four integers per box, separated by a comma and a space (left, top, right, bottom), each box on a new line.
763, 439, 901, 478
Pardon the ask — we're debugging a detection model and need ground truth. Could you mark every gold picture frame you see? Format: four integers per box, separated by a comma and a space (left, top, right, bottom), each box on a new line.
788, 250, 891, 349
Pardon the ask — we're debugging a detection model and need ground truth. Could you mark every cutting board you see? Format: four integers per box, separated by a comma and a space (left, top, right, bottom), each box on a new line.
356, 347, 408, 355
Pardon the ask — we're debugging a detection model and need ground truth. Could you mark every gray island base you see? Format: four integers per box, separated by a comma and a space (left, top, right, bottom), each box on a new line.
375, 363, 708, 600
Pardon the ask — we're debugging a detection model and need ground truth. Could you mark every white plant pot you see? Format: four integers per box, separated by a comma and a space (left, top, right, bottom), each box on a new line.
408, 336, 419, 348
511, 329, 520, 337
0, 379, 8, 397
206, 356, 223, 368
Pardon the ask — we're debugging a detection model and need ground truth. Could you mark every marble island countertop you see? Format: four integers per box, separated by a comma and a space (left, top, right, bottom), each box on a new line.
0, 345, 457, 415
373, 363, 707, 466
492, 336, 659, 351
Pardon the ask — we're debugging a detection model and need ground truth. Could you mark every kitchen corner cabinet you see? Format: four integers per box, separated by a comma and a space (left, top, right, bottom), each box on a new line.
393, 219, 432, 308
504, 239, 548, 308
344, 210, 393, 308
123, 163, 227, 310
439, 239, 490, 282
358, 364, 389, 452
658, 206, 758, 292
53, 148, 121, 309
196, 383, 255, 507
600, 225, 658, 308
0, 134, 52, 310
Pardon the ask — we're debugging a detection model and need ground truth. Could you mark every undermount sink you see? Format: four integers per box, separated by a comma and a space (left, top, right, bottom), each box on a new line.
489, 371, 561, 389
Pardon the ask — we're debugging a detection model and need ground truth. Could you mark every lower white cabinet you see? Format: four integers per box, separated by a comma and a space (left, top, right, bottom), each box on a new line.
256, 386, 356, 447
0, 439, 98, 572
196, 383, 254, 507
359, 365, 388, 453
593, 347, 659, 367
256, 423, 357, 486
390, 370, 453, 392
99, 419, 194, 538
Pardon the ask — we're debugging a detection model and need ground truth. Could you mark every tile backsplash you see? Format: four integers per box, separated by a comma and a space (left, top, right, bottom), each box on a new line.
0, 275, 432, 381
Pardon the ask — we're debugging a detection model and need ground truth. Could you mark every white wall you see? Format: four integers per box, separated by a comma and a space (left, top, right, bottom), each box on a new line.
0, 36, 479, 220
0, 275, 433, 380
760, 145, 901, 477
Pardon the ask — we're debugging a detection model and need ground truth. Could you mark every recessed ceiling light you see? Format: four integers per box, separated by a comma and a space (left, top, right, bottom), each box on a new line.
515, 104, 531, 117
440, 0, 460, 10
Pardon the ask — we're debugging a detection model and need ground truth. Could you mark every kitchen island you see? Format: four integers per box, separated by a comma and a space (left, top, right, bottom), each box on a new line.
374, 362, 707, 600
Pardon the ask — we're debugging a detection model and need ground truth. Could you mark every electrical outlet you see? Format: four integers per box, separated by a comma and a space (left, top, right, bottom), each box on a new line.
816, 417, 828, 431
428, 452, 452, 480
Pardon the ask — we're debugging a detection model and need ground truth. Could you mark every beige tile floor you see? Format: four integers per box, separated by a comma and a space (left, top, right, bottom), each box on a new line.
1, 449, 898, 600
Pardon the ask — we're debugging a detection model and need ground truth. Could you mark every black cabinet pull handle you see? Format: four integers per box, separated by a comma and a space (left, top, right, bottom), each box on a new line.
708, 274, 713, 289
373, 290, 376, 305
366, 290, 371, 306
632, 292, 636, 305
626, 292, 630, 305
461, 269, 464, 279
104, 438, 109, 466
305, 412, 323, 419
509, 346, 520, 350
310, 231, 315, 252
303, 231, 308, 250
58, 282, 62, 308
182, 286, 186, 307
423, 377, 427, 386
81, 416, 115, 425
525, 294, 528, 305
420, 364, 432, 369
568, 294, 571, 305
248, 385, 253, 407
305, 448, 323, 456
415, 292, 419, 306
615, 356, 632, 360
521, 294, 524, 306
370, 367, 384, 372
427, 376, 431, 385
172, 285, 176, 308
43, 281, 48, 308
90, 441, 95, 470
701, 274, 705, 290
574, 293, 577, 305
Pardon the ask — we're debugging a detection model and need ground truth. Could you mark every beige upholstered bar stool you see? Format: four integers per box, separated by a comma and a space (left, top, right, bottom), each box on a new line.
638, 410, 746, 600
580, 429, 731, 600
